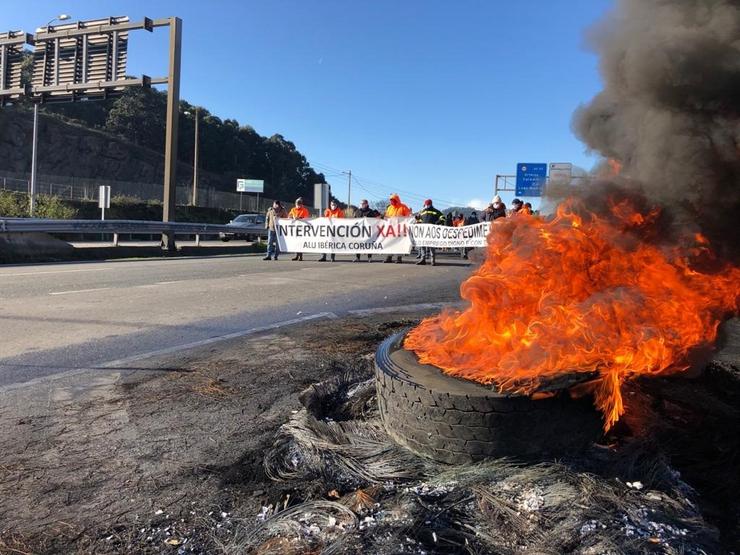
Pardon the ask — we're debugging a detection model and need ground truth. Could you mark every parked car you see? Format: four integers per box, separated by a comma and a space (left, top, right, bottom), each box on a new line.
219, 213, 267, 242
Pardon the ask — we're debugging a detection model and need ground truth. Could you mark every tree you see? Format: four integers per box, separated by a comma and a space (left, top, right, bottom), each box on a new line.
105, 88, 166, 149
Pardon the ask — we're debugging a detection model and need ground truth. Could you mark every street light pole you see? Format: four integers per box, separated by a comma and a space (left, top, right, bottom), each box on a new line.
29, 103, 39, 216
43, 14, 70, 28
184, 108, 200, 205
29, 14, 71, 216
192, 107, 199, 205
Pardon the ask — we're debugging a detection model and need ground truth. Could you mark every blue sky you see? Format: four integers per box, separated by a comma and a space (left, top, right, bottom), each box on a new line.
4, 0, 612, 209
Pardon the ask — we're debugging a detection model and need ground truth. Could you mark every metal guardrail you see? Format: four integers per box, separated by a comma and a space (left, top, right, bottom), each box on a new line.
0, 218, 232, 234
0, 218, 244, 248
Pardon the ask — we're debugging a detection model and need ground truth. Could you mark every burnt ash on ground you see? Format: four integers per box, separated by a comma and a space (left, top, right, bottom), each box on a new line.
0, 314, 738, 554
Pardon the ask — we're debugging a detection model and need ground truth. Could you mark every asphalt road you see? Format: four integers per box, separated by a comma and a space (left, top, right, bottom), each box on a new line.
0, 252, 472, 389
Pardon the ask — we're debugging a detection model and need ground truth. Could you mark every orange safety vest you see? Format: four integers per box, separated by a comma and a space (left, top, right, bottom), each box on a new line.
288, 206, 309, 219
385, 203, 411, 217
324, 207, 345, 218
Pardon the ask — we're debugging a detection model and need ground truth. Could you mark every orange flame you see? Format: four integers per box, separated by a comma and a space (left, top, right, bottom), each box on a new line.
404, 197, 739, 430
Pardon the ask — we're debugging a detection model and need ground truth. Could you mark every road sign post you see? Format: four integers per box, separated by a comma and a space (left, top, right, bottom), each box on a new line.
236, 179, 264, 213
99, 185, 111, 220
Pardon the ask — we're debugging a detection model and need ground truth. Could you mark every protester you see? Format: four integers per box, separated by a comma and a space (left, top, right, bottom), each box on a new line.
484, 195, 507, 221
383, 193, 411, 264
318, 200, 345, 262
355, 199, 380, 262
263, 200, 287, 261
523, 202, 533, 215
510, 198, 524, 215
450, 213, 465, 258
445, 212, 453, 227
462, 210, 480, 260
412, 208, 424, 258
416, 199, 445, 266
288, 197, 309, 261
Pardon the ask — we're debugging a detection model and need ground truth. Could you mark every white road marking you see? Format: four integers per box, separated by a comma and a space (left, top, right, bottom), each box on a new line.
135, 280, 186, 289
49, 287, 111, 296
0, 302, 456, 393
0, 268, 111, 277
0, 312, 339, 393
101, 311, 340, 368
348, 302, 454, 316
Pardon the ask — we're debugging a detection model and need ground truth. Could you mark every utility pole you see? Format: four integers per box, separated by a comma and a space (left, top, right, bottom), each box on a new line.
343, 170, 352, 208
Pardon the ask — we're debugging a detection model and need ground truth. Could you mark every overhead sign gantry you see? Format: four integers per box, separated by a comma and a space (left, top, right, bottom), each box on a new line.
0, 16, 182, 250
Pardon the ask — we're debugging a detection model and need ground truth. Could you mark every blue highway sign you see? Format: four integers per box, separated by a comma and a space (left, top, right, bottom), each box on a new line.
515, 163, 547, 197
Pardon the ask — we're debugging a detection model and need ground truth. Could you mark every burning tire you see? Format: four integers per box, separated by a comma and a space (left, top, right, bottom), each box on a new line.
375, 332, 602, 464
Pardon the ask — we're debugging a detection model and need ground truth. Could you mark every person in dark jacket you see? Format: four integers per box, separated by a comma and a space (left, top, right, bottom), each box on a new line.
416, 199, 445, 266
461, 210, 480, 259
355, 199, 381, 262
484, 195, 507, 221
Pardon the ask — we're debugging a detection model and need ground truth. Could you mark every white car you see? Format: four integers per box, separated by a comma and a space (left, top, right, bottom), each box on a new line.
219, 213, 267, 242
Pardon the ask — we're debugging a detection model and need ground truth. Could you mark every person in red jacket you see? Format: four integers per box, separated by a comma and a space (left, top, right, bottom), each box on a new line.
319, 200, 345, 262
383, 193, 411, 264
288, 197, 310, 261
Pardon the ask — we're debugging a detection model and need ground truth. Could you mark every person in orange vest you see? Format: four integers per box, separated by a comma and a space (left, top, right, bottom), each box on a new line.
452, 212, 465, 259
288, 197, 310, 261
383, 193, 411, 264
319, 200, 345, 262
522, 202, 533, 215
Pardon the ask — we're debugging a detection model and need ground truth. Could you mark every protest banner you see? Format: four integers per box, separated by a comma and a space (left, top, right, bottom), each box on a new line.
409, 222, 491, 248
276, 217, 415, 254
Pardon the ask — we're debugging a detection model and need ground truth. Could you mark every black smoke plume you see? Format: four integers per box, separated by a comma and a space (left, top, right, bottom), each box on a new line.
573, 0, 740, 257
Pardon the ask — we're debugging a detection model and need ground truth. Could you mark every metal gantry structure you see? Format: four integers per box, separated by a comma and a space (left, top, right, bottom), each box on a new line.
0, 16, 182, 250
0, 30, 30, 106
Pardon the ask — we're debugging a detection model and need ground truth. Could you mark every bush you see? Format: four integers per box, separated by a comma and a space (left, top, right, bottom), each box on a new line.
0, 190, 27, 217
0, 190, 77, 219
110, 194, 144, 205
35, 195, 78, 219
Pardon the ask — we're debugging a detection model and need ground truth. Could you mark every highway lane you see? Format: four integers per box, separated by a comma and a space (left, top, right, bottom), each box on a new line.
0, 253, 472, 388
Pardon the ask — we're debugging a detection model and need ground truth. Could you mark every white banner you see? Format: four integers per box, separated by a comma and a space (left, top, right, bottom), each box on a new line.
409, 222, 491, 248
277, 217, 414, 254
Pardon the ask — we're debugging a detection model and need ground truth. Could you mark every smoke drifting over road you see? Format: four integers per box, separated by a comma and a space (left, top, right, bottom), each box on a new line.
573, 0, 740, 255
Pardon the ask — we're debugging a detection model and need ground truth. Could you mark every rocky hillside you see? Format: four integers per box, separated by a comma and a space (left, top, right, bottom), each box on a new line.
0, 86, 326, 205
0, 108, 202, 187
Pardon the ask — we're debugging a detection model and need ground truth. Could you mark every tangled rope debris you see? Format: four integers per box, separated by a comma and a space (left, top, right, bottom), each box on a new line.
226, 364, 723, 554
